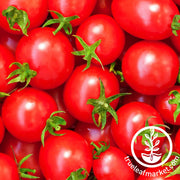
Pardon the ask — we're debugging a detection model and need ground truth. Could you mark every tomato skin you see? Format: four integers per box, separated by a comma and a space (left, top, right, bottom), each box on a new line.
39, 129, 93, 180
0, 153, 19, 180
0, 0, 48, 35
0, 44, 17, 93
111, 102, 164, 157
75, 14, 125, 65
122, 41, 179, 95
174, 129, 180, 154
170, 31, 180, 53
154, 86, 180, 125
63, 64, 120, 123
16, 27, 75, 90
93, 146, 135, 180
48, 0, 97, 26
111, 0, 179, 40
1, 87, 58, 142
0, 132, 44, 180
0, 117, 5, 144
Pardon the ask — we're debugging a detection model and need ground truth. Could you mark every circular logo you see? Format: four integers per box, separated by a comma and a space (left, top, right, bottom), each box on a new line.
131, 126, 173, 168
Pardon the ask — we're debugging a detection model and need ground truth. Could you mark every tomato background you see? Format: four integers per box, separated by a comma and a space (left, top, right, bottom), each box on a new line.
0, 1, 180, 179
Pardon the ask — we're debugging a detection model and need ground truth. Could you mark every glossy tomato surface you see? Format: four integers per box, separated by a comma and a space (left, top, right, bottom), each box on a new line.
122, 41, 179, 95
111, 0, 179, 40
39, 129, 93, 180
1, 87, 57, 142
16, 27, 75, 90
76, 14, 125, 65
63, 64, 120, 124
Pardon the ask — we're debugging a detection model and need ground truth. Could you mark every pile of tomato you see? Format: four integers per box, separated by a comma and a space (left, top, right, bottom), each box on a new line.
0, 0, 180, 180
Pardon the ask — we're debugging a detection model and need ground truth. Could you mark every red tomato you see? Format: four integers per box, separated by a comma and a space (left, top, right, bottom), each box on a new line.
170, 31, 180, 53
39, 129, 93, 180
173, 0, 180, 6
174, 129, 180, 154
111, 0, 179, 40
48, 0, 97, 26
93, 146, 135, 180
74, 119, 116, 151
0, 0, 48, 35
0, 117, 5, 144
75, 14, 125, 65
1, 87, 57, 142
0, 132, 44, 180
16, 27, 75, 90
0, 153, 19, 180
155, 86, 180, 125
137, 166, 180, 180
47, 85, 77, 129
0, 28, 22, 54
122, 41, 179, 95
0, 44, 17, 93
111, 102, 165, 157
92, 0, 112, 16
63, 64, 120, 124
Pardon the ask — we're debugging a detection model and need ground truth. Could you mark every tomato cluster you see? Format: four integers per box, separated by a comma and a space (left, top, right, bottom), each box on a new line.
0, 0, 180, 180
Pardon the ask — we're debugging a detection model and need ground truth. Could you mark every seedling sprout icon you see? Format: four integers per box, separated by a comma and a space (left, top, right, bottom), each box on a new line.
141, 127, 162, 164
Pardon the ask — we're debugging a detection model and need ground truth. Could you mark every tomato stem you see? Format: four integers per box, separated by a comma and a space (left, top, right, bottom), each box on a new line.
171, 15, 180, 36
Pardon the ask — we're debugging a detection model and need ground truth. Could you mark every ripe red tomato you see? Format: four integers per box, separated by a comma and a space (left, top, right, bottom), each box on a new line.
0, 132, 44, 180
0, 117, 5, 144
170, 31, 180, 53
154, 86, 180, 125
63, 64, 120, 124
0, 44, 17, 94
75, 14, 125, 65
93, 146, 135, 180
173, 0, 180, 6
111, 0, 179, 40
39, 129, 93, 180
0, 0, 48, 35
48, 0, 97, 26
16, 27, 75, 90
1, 87, 57, 142
111, 102, 165, 157
0, 153, 19, 180
122, 41, 179, 95
174, 129, 180, 154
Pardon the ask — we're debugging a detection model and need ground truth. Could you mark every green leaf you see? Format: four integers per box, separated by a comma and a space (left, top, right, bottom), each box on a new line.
166, 165, 180, 178
171, 15, 180, 36
42, 11, 79, 35
0, 92, 10, 98
41, 111, 66, 147
2, 6, 30, 36
67, 168, 89, 180
72, 35, 104, 71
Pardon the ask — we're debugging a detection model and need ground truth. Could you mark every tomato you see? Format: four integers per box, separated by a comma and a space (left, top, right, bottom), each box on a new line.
16, 27, 75, 90
47, 85, 77, 129
154, 86, 180, 125
170, 31, 180, 53
111, 102, 165, 157
1, 87, 57, 142
137, 166, 180, 180
0, 44, 17, 94
75, 14, 125, 65
0, 117, 5, 144
48, 0, 97, 27
63, 64, 120, 124
122, 41, 179, 95
93, 146, 135, 180
0, 153, 19, 180
173, 0, 180, 6
74, 119, 116, 151
92, 0, 112, 16
39, 129, 93, 180
111, 0, 179, 40
0, 0, 48, 35
174, 129, 180, 154
0, 132, 44, 180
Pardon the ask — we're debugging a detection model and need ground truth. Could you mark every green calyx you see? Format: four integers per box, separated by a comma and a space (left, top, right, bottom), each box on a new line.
87, 79, 130, 129
67, 168, 89, 180
7, 62, 37, 90
91, 141, 110, 159
2, 6, 30, 36
42, 11, 79, 35
72, 35, 104, 71
168, 90, 180, 123
0, 92, 10, 98
171, 15, 180, 36
41, 111, 67, 147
